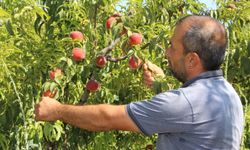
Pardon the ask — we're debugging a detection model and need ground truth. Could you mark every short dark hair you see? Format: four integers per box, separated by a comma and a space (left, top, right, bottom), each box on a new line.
178, 15, 227, 71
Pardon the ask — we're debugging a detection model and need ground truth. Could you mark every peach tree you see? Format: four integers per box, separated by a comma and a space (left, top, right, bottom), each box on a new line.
0, 0, 249, 149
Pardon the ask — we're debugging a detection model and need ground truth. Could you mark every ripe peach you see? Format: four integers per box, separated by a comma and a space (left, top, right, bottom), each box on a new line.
106, 17, 116, 29
128, 56, 142, 70
43, 90, 57, 98
49, 68, 63, 80
70, 31, 84, 41
96, 55, 107, 68
86, 79, 100, 92
129, 33, 143, 46
72, 48, 85, 61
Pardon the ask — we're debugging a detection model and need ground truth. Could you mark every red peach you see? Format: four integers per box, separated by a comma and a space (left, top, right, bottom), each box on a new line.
43, 90, 57, 98
49, 68, 63, 80
86, 79, 100, 92
72, 48, 85, 61
106, 17, 116, 29
70, 31, 84, 41
129, 33, 143, 46
128, 56, 142, 70
96, 55, 107, 68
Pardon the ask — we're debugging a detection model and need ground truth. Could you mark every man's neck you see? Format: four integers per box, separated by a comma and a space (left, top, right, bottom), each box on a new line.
186, 68, 206, 82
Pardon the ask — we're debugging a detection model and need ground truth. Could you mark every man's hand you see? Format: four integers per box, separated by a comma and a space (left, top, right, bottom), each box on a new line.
143, 61, 165, 88
35, 97, 62, 121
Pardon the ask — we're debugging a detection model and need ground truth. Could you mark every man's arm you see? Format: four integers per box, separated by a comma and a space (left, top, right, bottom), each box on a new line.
35, 97, 140, 132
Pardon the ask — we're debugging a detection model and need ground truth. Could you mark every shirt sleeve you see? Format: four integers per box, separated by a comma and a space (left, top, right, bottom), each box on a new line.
126, 90, 194, 136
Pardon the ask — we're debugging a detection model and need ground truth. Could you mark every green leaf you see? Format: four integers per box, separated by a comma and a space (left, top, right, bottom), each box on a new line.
53, 123, 63, 141
33, 5, 49, 18
0, 8, 10, 18
60, 57, 73, 67
43, 82, 51, 91
247, 41, 250, 57
5, 20, 14, 35
240, 7, 250, 21
43, 123, 53, 140
233, 48, 240, 63
50, 82, 58, 91
34, 13, 43, 35
241, 56, 250, 74
152, 80, 162, 94
0, 133, 8, 150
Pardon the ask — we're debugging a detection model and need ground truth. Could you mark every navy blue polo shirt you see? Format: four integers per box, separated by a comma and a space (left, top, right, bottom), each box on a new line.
126, 70, 244, 150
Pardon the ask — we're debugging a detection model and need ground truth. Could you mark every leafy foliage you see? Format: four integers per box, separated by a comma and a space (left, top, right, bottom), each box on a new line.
0, 0, 249, 149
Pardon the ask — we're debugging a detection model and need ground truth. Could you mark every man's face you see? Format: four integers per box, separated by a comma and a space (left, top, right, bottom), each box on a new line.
165, 25, 188, 83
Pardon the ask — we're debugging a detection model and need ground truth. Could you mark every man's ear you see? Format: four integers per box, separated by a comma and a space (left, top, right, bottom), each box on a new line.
185, 52, 200, 69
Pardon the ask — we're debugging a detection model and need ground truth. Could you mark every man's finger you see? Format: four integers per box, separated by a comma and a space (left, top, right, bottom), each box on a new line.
144, 70, 152, 77
143, 63, 148, 71
144, 80, 153, 88
146, 61, 155, 71
146, 62, 165, 77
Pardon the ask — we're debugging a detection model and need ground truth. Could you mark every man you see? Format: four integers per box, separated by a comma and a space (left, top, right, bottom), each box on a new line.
35, 15, 244, 149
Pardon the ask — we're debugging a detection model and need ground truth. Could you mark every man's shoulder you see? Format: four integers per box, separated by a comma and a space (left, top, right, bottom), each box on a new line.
153, 89, 187, 103
180, 76, 232, 93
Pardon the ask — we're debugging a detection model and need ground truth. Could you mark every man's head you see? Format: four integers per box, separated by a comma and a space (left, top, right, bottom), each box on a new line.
166, 15, 227, 83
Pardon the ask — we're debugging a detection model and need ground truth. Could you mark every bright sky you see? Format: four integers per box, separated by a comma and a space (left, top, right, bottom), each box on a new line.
117, 0, 217, 10
199, 0, 217, 9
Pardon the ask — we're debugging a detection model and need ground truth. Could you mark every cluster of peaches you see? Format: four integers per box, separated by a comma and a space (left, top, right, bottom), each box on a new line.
43, 13, 143, 98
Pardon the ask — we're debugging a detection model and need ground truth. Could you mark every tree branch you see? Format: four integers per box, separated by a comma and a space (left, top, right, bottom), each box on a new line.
80, 87, 90, 104
93, 4, 98, 48
79, 34, 121, 103
106, 55, 128, 62
100, 37, 121, 55
80, 4, 99, 104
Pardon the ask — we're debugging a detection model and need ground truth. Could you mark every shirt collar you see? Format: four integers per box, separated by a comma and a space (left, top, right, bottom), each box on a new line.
182, 69, 223, 88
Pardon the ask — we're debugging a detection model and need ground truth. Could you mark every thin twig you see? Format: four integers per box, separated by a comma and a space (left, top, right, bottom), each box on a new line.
106, 55, 128, 62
